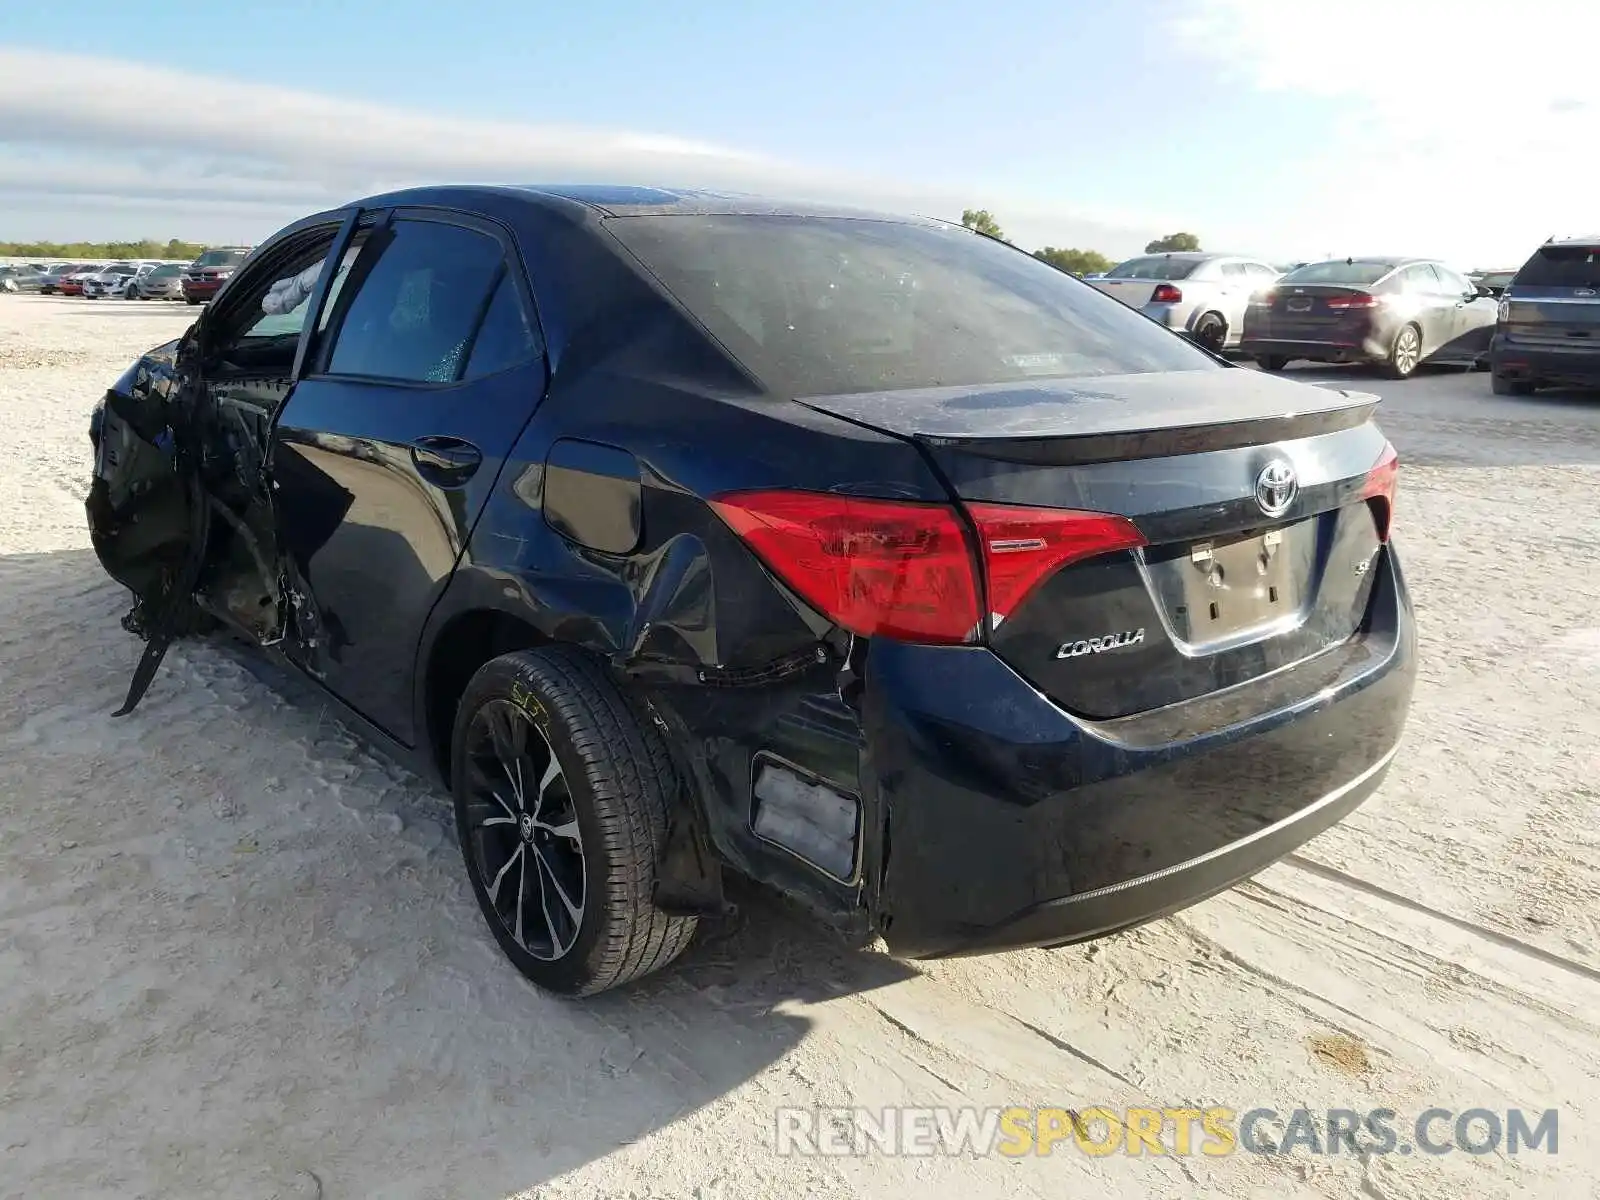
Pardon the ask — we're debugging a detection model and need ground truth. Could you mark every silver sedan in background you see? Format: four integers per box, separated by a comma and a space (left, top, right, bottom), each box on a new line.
1089, 252, 1282, 352
129, 262, 187, 300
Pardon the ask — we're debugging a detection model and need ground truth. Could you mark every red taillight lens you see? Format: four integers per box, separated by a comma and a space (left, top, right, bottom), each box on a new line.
1325, 293, 1379, 310
1250, 290, 1277, 307
709, 491, 1148, 642
708, 491, 982, 643
1151, 283, 1183, 303
1358, 442, 1399, 541
966, 503, 1147, 623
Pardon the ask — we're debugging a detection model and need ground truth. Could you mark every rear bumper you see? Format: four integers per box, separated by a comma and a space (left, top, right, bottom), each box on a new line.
182, 280, 222, 301
1238, 337, 1374, 363
1491, 333, 1600, 387
860, 543, 1416, 959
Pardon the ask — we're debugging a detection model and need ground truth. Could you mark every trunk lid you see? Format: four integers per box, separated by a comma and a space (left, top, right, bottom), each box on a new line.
1089, 278, 1159, 308
797, 369, 1393, 718
1249, 283, 1378, 341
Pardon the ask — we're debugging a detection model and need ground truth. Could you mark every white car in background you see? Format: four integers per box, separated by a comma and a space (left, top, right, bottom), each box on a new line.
1089, 252, 1282, 352
82, 262, 159, 299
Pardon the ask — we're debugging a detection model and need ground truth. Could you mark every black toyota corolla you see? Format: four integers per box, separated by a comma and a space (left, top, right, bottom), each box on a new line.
86, 185, 1416, 996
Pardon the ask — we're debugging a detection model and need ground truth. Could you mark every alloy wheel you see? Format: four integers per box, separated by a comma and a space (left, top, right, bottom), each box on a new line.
1393, 326, 1420, 376
462, 700, 587, 961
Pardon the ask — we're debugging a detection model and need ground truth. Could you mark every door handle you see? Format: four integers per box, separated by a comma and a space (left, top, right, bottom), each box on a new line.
410, 434, 482, 485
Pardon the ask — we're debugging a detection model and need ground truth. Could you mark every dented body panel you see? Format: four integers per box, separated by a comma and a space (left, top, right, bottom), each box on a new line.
87, 185, 1417, 954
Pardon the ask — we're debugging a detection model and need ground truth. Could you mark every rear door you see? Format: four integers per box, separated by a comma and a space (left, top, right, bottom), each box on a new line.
1502, 243, 1600, 347
270, 208, 549, 743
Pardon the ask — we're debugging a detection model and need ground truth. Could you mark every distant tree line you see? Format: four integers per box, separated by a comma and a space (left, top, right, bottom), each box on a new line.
0, 238, 208, 260
959, 209, 1204, 277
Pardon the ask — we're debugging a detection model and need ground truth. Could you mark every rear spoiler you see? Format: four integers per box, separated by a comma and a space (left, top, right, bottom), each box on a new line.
916, 401, 1380, 467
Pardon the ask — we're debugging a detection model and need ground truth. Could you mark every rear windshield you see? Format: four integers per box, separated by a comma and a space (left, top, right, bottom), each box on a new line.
193, 249, 249, 268
1105, 256, 1202, 280
607, 215, 1216, 396
1513, 245, 1600, 289
1279, 261, 1394, 287
150, 264, 182, 277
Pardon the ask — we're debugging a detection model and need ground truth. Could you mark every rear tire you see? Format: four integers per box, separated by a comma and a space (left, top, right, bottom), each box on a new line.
450, 645, 697, 996
1491, 373, 1536, 396
1256, 355, 1288, 372
1192, 312, 1227, 353
1380, 323, 1423, 379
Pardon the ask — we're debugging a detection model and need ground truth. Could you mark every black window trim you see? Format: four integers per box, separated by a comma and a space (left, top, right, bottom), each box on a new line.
301, 205, 547, 391
196, 210, 354, 377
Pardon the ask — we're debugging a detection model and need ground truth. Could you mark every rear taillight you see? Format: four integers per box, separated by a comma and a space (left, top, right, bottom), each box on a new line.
709, 491, 982, 643
1358, 442, 1399, 541
1325, 293, 1380, 310
1151, 283, 1183, 303
966, 503, 1147, 624
1250, 290, 1276, 307
709, 491, 1147, 642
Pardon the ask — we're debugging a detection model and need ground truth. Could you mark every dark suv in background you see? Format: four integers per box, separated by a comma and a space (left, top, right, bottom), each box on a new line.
182, 246, 253, 305
1491, 238, 1600, 396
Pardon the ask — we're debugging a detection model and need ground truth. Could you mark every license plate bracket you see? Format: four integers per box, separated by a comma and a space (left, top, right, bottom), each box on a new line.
1143, 521, 1314, 647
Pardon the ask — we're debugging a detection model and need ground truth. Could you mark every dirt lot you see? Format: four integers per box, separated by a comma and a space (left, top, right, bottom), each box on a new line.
2, 297, 1597, 1200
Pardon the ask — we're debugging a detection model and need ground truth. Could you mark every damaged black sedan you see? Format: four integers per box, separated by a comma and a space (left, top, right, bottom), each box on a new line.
87, 186, 1416, 996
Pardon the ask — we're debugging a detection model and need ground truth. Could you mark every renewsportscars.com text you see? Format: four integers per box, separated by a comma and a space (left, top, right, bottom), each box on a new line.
773, 1105, 1560, 1158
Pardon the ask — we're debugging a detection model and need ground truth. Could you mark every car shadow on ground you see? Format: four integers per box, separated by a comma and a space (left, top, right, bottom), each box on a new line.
0, 547, 921, 1199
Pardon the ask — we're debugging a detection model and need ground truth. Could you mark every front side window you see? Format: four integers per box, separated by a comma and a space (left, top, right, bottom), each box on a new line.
322, 218, 507, 383
608, 215, 1216, 396
1433, 265, 1473, 295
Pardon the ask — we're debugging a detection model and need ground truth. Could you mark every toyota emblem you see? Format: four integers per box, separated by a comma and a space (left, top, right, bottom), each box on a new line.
1255, 459, 1298, 517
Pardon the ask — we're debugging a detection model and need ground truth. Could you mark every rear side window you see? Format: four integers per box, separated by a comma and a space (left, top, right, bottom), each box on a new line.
1513, 245, 1600, 289
608, 215, 1215, 395
1105, 256, 1201, 280
463, 274, 539, 379
324, 219, 508, 383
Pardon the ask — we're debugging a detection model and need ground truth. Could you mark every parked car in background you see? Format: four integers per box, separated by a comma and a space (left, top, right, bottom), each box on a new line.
1240, 257, 1498, 378
35, 264, 77, 294
183, 246, 253, 304
86, 185, 1413, 997
0, 266, 46, 293
1088, 252, 1282, 352
1469, 269, 1517, 298
129, 262, 187, 300
57, 265, 108, 297
83, 262, 159, 299
1490, 237, 1600, 395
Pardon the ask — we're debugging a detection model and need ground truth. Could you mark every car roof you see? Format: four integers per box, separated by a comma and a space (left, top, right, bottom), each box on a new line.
1296, 256, 1428, 268
1542, 235, 1600, 248
1117, 251, 1217, 261
347, 183, 948, 227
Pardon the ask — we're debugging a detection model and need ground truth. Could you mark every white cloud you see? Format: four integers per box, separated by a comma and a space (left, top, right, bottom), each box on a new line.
0, 47, 1167, 254
1170, 0, 1600, 265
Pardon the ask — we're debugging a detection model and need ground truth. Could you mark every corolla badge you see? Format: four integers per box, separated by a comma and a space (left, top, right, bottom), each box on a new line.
1055, 628, 1146, 659
1254, 459, 1298, 518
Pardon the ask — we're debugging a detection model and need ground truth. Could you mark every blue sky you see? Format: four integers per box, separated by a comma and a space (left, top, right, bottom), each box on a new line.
1, 0, 1594, 265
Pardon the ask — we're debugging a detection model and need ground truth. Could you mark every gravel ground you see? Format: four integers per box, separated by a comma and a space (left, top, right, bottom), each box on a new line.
1, 296, 1597, 1200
